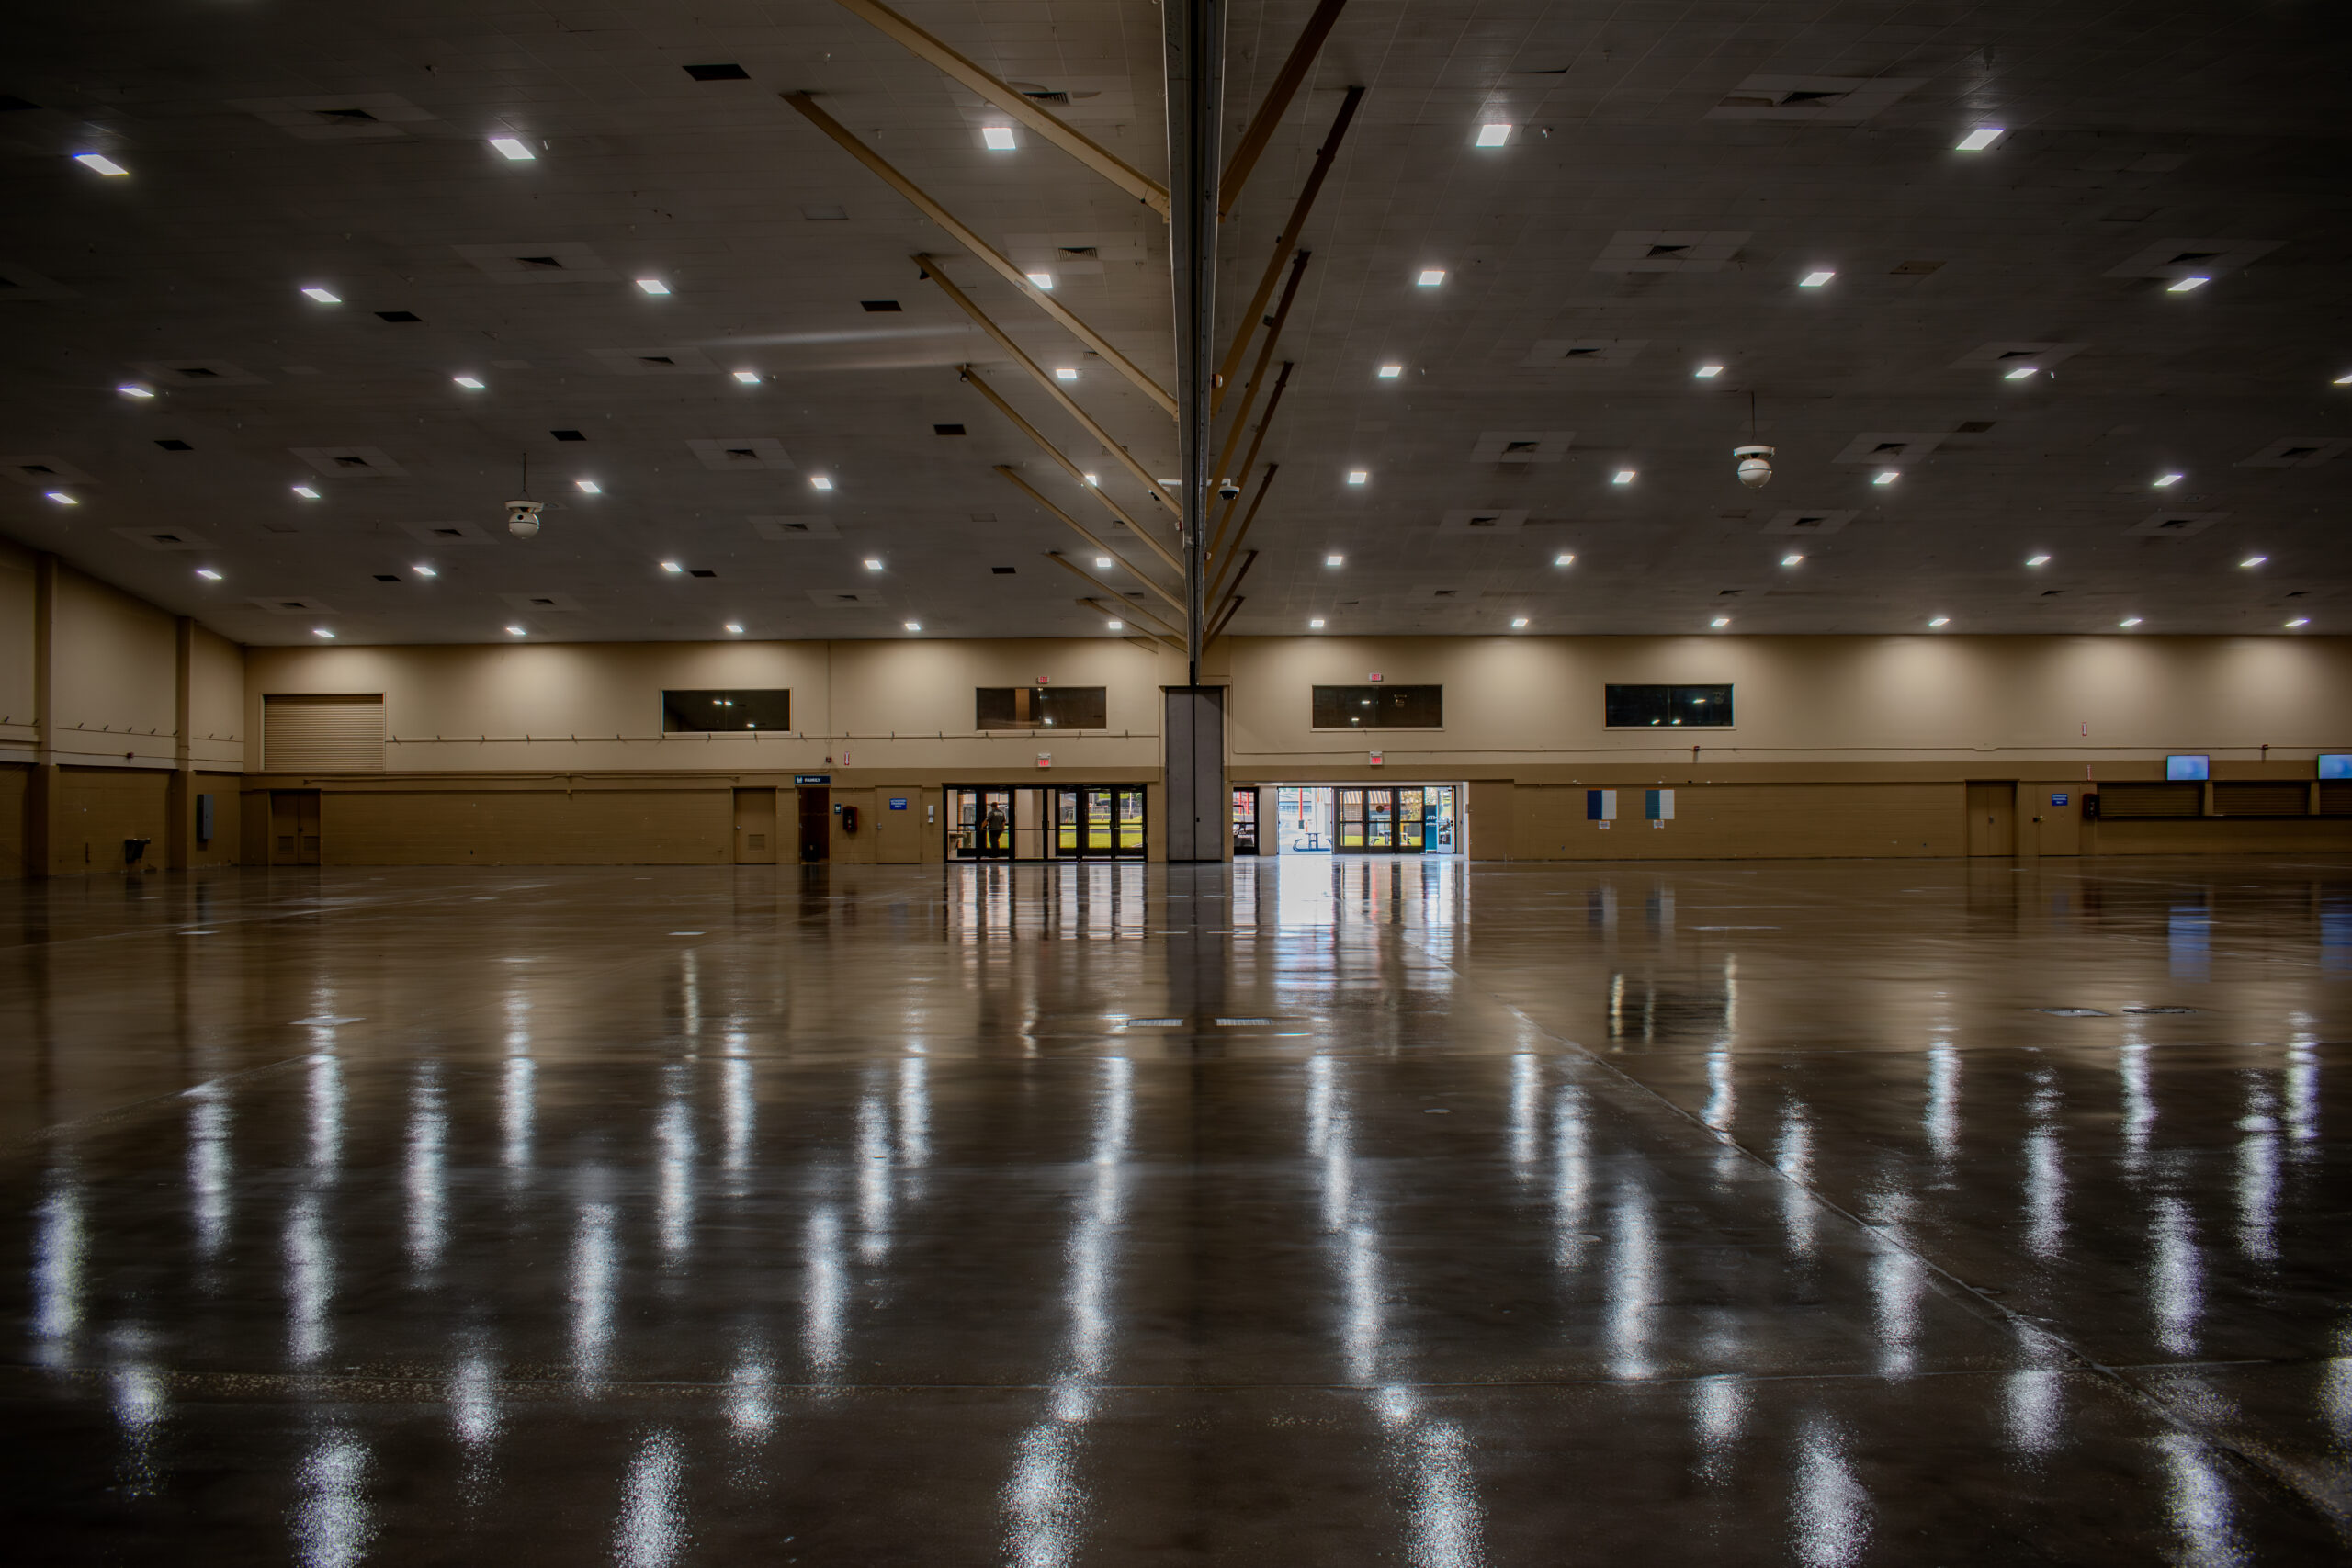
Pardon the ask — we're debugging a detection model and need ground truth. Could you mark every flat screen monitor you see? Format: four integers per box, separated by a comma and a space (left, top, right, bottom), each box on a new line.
2165, 754, 2211, 782
2320, 754, 2352, 781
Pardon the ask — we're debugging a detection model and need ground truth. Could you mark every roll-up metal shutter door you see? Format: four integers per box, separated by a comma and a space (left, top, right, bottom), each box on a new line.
264, 694, 385, 772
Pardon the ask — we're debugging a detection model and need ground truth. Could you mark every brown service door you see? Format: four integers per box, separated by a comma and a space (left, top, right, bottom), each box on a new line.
797, 788, 830, 863
1965, 781, 2016, 855
733, 787, 778, 864
270, 789, 322, 866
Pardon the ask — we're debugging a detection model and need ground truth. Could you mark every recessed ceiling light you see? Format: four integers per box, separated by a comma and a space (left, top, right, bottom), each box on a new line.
2004, 366, 2038, 379
1799, 270, 1836, 288
810, 475, 833, 491
1928, 616, 1951, 627
1553, 553, 1575, 567
1082, 473, 1099, 486
1476, 123, 1511, 147
1106, 619, 1124, 631
489, 138, 536, 161
576, 479, 601, 494
1711, 616, 1731, 627
2335, 373, 2352, 386
506, 625, 527, 636
1309, 617, 1326, 629
662, 561, 683, 573
725, 623, 744, 635
292, 484, 320, 499
312, 627, 334, 638
2154, 472, 2183, 487
1695, 365, 1724, 378
1026, 273, 1054, 290
2026, 554, 2052, 567
1872, 470, 1899, 484
74, 152, 130, 175
1346, 470, 1368, 485
864, 558, 883, 570
2120, 616, 2143, 627
2286, 617, 2311, 628
117, 383, 153, 399
1955, 128, 2005, 151
195, 568, 222, 581
732, 370, 761, 384
1510, 616, 1531, 628
452, 375, 485, 389
413, 564, 437, 578
1094, 556, 1112, 569
301, 287, 341, 304
981, 125, 1016, 151
2239, 555, 2267, 568
1416, 269, 1446, 287
1054, 367, 1079, 381
44, 491, 76, 504
2167, 276, 2208, 292
1377, 364, 1403, 378
903, 621, 922, 632
635, 277, 670, 295
1612, 469, 1636, 484
1781, 553, 1804, 566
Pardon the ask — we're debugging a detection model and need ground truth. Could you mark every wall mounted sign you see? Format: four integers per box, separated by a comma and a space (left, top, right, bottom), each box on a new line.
888, 796, 909, 810
794, 774, 831, 784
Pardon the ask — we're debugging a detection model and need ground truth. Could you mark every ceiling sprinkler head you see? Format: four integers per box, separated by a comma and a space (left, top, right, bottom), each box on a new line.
1733, 444, 1776, 490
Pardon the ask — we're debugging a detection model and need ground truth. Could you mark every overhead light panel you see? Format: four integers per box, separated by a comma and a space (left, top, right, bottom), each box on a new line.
413, 565, 437, 578
864, 558, 883, 571
1872, 470, 1899, 485
2286, 617, 2311, 628
2026, 554, 2052, 567
981, 125, 1017, 151
489, 138, 536, 161
903, 621, 922, 632
1377, 364, 1403, 378
2120, 616, 2143, 627
2005, 366, 2038, 379
1553, 553, 1575, 568
1711, 616, 1732, 627
1695, 365, 1724, 378
1510, 616, 1531, 628
117, 383, 154, 399
1106, 619, 1124, 631
45, 491, 76, 504
809, 475, 833, 491
1054, 367, 1079, 381
2335, 373, 2352, 386
1928, 616, 1951, 627
1476, 123, 1511, 147
725, 623, 744, 635
661, 560, 684, 573
575, 479, 602, 494
1955, 128, 2005, 151
1799, 270, 1836, 288
292, 484, 320, 499
1612, 469, 1636, 484
1026, 273, 1054, 290
1309, 618, 1326, 629
2154, 472, 2183, 487
1416, 269, 1446, 287
452, 375, 485, 389
1093, 556, 1112, 569
732, 370, 761, 384
195, 568, 222, 581
635, 277, 670, 295
2240, 555, 2267, 568
312, 627, 335, 638
1346, 469, 1368, 485
2167, 276, 2208, 292
506, 625, 527, 636
74, 152, 130, 175
301, 287, 341, 304
1781, 554, 1804, 567
1082, 474, 1099, 486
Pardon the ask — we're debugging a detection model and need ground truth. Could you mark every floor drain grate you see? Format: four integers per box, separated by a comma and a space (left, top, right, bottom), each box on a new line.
2036, 1007, 2113, 1017
2122, 1005, 2197, 1015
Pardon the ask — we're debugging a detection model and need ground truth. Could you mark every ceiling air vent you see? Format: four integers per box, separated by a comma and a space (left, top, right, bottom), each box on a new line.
373, 574, 400, 582
551, 430, 585, 442
377, 310, 421, 322
992, 567, 1016, 575
684, 63, 750, 81
155, 439, 193, 451
934, 424, 966, 435
1955, 422, 1995, 434
861, 299, 902, 312
689, 570, 717, 579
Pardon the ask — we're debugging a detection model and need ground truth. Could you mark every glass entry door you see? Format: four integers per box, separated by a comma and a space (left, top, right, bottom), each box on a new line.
1232, 787, 1260, 854
1054, 786, 1146, 858
951, 788, 1015, 858
1333, 785, 1454, 853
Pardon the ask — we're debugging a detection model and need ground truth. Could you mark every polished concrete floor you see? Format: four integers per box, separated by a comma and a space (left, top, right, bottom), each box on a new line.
3, 854, 2350, 1563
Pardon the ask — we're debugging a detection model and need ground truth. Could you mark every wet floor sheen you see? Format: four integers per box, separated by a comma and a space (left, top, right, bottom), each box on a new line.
3, 855, 2349, 1563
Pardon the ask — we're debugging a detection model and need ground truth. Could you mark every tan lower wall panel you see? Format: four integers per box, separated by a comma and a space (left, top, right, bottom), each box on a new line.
2093, 818, 2352, 855
0, 763, 26, 879
1511, 782, 1967, 860
56, 766, 172, 874
325, 788, 730, 865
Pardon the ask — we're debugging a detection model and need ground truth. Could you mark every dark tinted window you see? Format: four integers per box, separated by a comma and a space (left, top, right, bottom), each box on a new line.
977, 686, 1107, 730
1312, 684, 1442, 728
662, 689, 790, 732
1605, 684, 1732, 728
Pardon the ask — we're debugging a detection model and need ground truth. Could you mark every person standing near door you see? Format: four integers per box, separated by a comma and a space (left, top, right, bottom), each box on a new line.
984, 800, 1007, 853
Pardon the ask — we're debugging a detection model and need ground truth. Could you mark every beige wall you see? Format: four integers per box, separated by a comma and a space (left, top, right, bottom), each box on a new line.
0, 541, 32, 752
1224, 635, 2352, 775
51, 568, 179, 766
